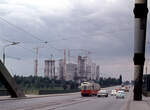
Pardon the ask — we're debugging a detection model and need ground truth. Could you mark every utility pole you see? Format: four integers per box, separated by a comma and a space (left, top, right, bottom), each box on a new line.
50, 54, 53, 79
133, 0, 148, 100
68, 49, 70, 64
145, 61, 148, 74
64, 49, 66, 80
53, 60, 55, 79
74, 67, 78, 87
145, 58, 149, 91
34, 48, 38, 76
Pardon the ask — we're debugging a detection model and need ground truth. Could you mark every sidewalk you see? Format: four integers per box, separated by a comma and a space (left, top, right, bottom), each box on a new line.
123, 91, 150, 110
128, 96, 150, 110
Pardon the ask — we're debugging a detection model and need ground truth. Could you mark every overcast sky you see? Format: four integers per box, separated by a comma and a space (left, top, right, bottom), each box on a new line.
0, 0, 150, 81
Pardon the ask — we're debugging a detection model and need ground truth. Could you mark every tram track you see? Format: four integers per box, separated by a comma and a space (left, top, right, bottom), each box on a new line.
9, 96, 91, 110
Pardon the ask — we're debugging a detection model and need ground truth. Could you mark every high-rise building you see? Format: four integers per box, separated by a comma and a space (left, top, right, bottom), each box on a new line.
96, 65, 100, 80
66, 63, 77, 81
86, 64, 92, 80
57, 56, 99, 82
44, 60, 55, 79
77, 56, 87, 82
44, 60, 49, 77
58, 59, 65, 80
91, 63, 96, 80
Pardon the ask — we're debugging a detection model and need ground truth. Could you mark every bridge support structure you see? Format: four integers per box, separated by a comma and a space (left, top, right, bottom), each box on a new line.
0, 60, 25, 98
133, 0, 148, 101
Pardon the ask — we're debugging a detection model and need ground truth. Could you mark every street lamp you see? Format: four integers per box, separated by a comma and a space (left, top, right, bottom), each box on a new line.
3, 42, 20, 65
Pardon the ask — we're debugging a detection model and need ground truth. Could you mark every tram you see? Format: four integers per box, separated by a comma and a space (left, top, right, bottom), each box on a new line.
80, 82, 100, 96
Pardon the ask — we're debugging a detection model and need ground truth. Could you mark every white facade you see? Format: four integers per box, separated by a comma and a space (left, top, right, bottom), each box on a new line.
58, 59, 64, 80
96, 65, 100, 80
66, 63, 77, 81
44, 60, 55, 79
86, 64, 92, 80
91, 63, 96, 80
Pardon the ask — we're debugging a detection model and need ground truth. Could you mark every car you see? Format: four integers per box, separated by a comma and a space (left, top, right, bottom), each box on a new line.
116, 90, 125, 99
115, 88, 120, 92
97, 89, 108, 97
111, 90, 117, 96
120, 86, 129, 92
124, 86, 129, 92
120, 87, 125, 92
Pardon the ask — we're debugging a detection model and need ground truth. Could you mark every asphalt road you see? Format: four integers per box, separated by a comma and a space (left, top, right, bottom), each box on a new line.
0, 87, 131, 110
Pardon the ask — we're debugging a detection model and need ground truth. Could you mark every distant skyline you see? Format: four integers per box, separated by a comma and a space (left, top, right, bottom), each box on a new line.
0, 0, 150, 81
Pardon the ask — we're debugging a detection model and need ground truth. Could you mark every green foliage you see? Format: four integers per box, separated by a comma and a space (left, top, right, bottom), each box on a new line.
98, 76, 122, 88
12, 75, 79, 92
119, 75, 122, 85
0, 81, 5, 89
0, 74, 123, 93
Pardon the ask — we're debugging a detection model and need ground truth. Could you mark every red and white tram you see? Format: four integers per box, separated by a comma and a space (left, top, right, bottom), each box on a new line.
80, 82, 100, 96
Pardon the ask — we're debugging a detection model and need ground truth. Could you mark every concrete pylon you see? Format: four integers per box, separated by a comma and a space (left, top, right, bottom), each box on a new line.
133, 0, 148, 101
0, 60, 25, 98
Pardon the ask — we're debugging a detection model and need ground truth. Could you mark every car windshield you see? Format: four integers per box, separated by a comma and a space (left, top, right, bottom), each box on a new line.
118, 91, 124, 93
100, 90, 106, 93
112, 90, 116, 92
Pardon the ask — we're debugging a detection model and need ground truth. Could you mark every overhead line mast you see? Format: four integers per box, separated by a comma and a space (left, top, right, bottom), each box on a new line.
133, 0, 148, 101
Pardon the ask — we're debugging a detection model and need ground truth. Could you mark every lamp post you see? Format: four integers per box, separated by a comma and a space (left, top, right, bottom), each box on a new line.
3, 42, 20, 65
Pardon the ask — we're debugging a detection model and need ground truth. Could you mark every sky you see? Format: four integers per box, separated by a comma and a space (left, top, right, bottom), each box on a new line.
0, 0, 150, 81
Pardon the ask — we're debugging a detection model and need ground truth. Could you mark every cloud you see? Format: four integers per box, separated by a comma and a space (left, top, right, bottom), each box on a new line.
0, 0, 148, 81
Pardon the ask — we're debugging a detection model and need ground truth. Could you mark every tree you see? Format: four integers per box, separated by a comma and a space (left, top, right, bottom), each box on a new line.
119, 75, 122, 85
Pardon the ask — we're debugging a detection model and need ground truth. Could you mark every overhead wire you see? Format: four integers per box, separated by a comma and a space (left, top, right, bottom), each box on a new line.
0, 16, 85, 45
0, 37, 60, 59
17, 45, 34, 54
0, 16, 46, 43
0, 37, 34, 55
0, 14, 132, 60
0, 37, 14, 43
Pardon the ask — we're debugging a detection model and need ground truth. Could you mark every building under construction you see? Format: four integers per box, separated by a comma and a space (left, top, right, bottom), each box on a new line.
57, 55, 100, 83
44, 60, 55, 79
58, 59, 65, 80
66, 63, 77, 81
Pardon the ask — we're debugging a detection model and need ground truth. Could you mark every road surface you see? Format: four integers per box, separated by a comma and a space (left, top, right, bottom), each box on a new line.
0, 86, 133, 110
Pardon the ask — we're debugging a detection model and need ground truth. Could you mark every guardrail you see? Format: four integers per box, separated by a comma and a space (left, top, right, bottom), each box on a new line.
38, 90, 80, 95
0, 90, 9, 96
143, 90, 150, 97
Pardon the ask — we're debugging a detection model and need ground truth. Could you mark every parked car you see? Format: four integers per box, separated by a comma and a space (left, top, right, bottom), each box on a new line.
111, 90, 117, 96
97, 89, 108, 97
116, 90, 125, 99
